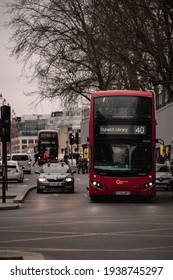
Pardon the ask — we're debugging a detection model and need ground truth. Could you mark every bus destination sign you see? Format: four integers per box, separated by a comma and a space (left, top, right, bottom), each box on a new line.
99, 125, 147, 135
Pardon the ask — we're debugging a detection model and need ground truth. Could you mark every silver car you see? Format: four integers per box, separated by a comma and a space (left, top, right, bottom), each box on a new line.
0, 160, 24, 183
36, 162, 76, 193
156, 164, 172, 189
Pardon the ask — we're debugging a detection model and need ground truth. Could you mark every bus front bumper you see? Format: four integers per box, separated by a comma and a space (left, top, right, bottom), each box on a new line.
89, 181, 156, 197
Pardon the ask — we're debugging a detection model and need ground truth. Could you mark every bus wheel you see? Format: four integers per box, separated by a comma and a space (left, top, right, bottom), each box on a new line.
90, 196, 97, 202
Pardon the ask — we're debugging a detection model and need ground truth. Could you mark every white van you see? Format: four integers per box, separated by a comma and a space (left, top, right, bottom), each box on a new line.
11, 153, 32, 174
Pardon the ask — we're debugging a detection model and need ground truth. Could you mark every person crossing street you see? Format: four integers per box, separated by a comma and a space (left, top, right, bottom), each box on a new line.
33, 152, 39, 166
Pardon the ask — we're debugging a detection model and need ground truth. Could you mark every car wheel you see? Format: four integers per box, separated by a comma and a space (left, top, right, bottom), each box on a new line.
70, 186, 74, 193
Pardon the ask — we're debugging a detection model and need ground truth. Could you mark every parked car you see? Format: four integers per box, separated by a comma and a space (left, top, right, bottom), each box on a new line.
7, 154, 11, 160
0, 160, 24, 183
11, 153, 32, 174
155, 164, 172, 189
36, 162, 76, 193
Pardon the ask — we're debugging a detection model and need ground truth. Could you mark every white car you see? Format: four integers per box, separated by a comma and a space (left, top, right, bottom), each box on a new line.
11, 153, 32, 174
156, 164, 172, 189
0, 160, 24, 183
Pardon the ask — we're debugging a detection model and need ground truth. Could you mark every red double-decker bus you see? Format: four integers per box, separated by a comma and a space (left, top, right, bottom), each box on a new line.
37, 130, 59, 165
88, 90, 156, 199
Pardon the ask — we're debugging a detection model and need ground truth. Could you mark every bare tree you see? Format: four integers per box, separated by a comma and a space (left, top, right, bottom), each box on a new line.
96, 0, 173, 101
6, 0, 120, 106
6, 0, 173, 107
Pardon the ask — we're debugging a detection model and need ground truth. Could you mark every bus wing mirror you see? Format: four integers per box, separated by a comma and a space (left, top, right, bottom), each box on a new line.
156, 138, 164, 145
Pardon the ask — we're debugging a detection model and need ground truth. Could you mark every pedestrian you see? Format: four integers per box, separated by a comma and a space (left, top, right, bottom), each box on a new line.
44, 149, 48, 162
77, 155, 84, 174
33, 152, 39, 166
83, 158, 88, 173
75, 153, 80, 165
63, 153, 69, 164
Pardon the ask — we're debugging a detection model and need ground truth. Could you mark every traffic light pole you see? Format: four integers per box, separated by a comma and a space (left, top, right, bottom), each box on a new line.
2, 135, 7, 203
1, 105, 11, 203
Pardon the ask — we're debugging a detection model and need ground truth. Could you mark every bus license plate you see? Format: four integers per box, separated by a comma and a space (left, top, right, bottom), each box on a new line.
115, 191, 130, 195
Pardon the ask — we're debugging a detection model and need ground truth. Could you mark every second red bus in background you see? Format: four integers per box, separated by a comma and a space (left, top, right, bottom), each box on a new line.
37, 130, 59, 165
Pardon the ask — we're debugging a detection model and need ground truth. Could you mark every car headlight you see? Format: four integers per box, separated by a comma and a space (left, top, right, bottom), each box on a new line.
38, 177, 46, 182
65, 177, 73, 182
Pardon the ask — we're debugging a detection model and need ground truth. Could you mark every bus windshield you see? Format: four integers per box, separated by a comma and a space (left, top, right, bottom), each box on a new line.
94, 140, 152, 176
94, 96, 152, 120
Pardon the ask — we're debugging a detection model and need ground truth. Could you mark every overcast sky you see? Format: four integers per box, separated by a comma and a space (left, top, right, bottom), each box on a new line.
0, 0, 61, 117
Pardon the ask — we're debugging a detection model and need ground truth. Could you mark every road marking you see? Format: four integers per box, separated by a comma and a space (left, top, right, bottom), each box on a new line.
1, 246, 173, 253
1, 226, 173, 243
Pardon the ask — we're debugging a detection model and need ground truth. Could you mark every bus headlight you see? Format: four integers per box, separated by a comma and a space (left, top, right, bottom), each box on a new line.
90, 180, 103, 189
142, 181, 154, 190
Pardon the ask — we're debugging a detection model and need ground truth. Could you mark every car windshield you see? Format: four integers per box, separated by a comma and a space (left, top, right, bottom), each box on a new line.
41, 164, 70, 174
156, 165, 170, 172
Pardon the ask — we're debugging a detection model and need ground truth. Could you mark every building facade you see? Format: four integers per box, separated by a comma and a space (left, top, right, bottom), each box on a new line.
9, 109, 83, 157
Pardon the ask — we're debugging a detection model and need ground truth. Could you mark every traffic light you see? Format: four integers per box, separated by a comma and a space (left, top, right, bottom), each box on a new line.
1, 105, 11, 142
69, 133, 75, 145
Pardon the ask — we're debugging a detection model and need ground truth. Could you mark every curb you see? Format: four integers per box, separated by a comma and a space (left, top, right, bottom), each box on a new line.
0, 186, 37, 210
13, 186, 37, 203
0, 250, 44, 260
0, 203, 21, 210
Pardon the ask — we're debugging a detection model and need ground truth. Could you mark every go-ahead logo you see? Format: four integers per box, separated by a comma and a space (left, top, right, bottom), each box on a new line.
116, 179, 129, 184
